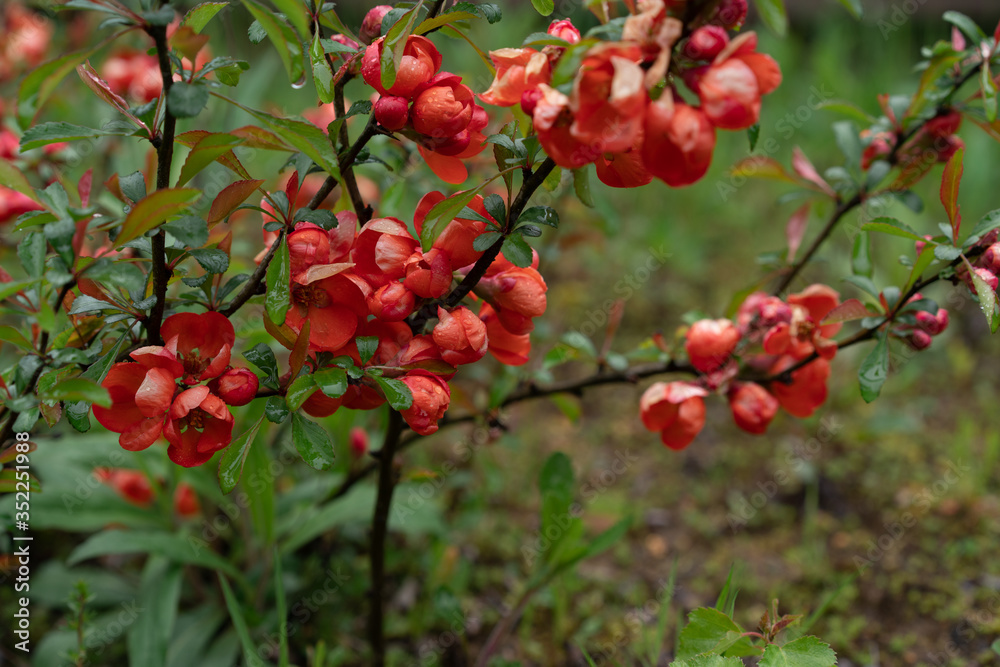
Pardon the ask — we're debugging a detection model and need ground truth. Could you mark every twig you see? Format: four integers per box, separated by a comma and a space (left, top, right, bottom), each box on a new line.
368, 409, 404, 667
220, 229, 285, 317
474, 582, 544, 667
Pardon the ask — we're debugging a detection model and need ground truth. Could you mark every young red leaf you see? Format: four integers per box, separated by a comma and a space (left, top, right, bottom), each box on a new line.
207, 179, 265, 225
169, 25, 210, 64
940, 147, 964, 243
994, 17, 1000, 45
822, 298, 872, 325
284, 170, 300, 209
76, 62, 150, 134
785, 202, 811, 263
792, 147, 835, 197
951, 26, 966, 52
730, 156, 798, 184
78, 168, 93, 208
287, 319, 311, 383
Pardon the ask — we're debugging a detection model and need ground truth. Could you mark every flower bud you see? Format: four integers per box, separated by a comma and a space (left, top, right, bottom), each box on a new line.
433, 306, 488, 366
685, 319, 741, 373
925, 110, 962, 138
983, 243, 1000, 273
374, 95, 410, 131
97, 468, 153, 507
639, 382, 708, 451
908, 330, 932, 350
684, 26, 729, 60
350, 427, 369, 458
173, 483, 201, 518
520, 87, 542, 116
399, 371, 451, 435
974, 267, 999, 292
547, 19, 581, 44
359, 5, 392, 45
708, 0, 748, 30
211, 367, 260, 406
369, 282, 417, 321
728, 382, 779, 435
411, 74, 475, 138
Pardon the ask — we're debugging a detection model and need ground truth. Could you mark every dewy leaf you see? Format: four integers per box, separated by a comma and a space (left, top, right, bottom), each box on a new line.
162, 215, 208, 247
270, 0, 311, 40
176, 133, 244, 186
501, 233, 533, 268
19, 121, 132, 151
373, 376, 413, 410
243, 343, 280, 389
754, 0, 787, 36
240, 0, 305, 86
940, 147, 964, 242
265, 235, 291, 325
759, 636, 837, 667
120, 171, 147, 202
572, 166, 595, 207
966, 258, 1000, 333
116, 188, 200, 247
858, 330, 889, 403
218, 413, 267, 494
313, 368, 348, 398
291, 413, 336, 470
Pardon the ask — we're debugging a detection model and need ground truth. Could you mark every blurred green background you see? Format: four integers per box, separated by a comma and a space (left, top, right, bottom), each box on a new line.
3, 0, 1000, 665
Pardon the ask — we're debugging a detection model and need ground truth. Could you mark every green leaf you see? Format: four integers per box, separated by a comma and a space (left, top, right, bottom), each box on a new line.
373, 376, 413, 410
218, 413, 267, 494
18, 232, 46, 279
285, 374, 316, 412
538, 452, 574, 562
676, 607, 751, 659
966, 209, 1000, 245
37, 378, 111, 407
116, 188, 201, 248
834, 0, 862, 18
472, 231, 502, 252
188, 248, 230, 273
518, 206, 558, 228
530, 0, 555, 16
0, 326, 33, 351
903, 244, 936, 294
181, 2, 228, 33
291, 412, 336, 470
313, 368, 348, 398
967, 259, 1000, 333
167, 81, 209, 119
356, 336, 379, 365
943, 11, 987, 43
380, 1, 425, 90
69, 530, 242, 579
933, 245, 961, 262
483, 193, 506, 227
832, 121, 861, 170
816, 99, 874, 124
244, 343, 280, 389
860, 217, 926, 242
176, 133, 243, 186
265, 395, 289, 423
851, 232, 873, 278
217, 575, 259, 667
758, 636, 837, 667
265, 236, 291, 325
419, 179, 497, 251
414, 10, 478, 34
747, 123, 760, 151
501, 233, 533, 268
162, 215, 209, 248
753, 0, 787, 36
19, 121, 131, 151
120, 171, 147, 202
573, 166, 595, 208
311, 34, 334, 104
240, 0, 305, 86
270, 0, 311, 40
127, 557, 183, 667
983, 63, 998, 123
670, 657, 744, 667
858, 330, 889, 403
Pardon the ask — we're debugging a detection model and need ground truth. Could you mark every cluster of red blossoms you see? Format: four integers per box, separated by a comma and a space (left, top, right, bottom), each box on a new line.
95, 468, 201, 518
94, 312, 259, 467
358, 6, 488, 184
478, 0, 779, 188
641, 285, 851, 450
261, 173, 545, 436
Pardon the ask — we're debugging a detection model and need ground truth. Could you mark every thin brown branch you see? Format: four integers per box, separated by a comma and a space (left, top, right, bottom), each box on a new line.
220, 229, 285, 317
369, 409, 404, 667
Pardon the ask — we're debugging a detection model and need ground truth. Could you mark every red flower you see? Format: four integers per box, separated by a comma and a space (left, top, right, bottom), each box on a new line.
686, 319, 741, 373
476, 265, 547, 335
403, 248, 453, 298
286, 271, 370, 352
94, 362, 177, 451
163, 386, 234, 467
684, 25, 729, 61
595, 131, 652, 188
480, 48, 551, 107
569, 44, 646, 155
374, 95, 409, 131
362, 35, 441, 98
642, 95, 716, 187
411, 72, 476, 138
96, 468, 153, 507
769, 356, 830, 418
692, 32, 782, 130
479, 302, 531, 366
763, 284, 841, 360
0, 186, 44, 225
351, 217, 418, 287
369, 282, 417, 322
102, 49, 161, 102
433, 306, 488, 366
414, 191, 491, 269
639, 381, 708, 451
533, 85, 595, 169
399, 370, 451, 435
728, 382, 778, 435
162, 311, 235, 385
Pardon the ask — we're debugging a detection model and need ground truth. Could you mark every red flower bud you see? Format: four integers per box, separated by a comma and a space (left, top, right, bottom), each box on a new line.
369, 282, 417, 321
97, 468, 153, 507
210, 367, 259, 406
359, 5, 392, 45
685, 26, 729, 60
173, 483, 201, 518
350, 427, 369, 458
399, 371, 451, 435
642, 96, 717, 187
709, 0, 748, 30
925, 110, 962, 138
374, 95, 410, 131
411, 74, 475, 138
908, 329, 932, 351
729, 382, 779, 435
983, 242, 1000, 273
547, 19, 581, 44
685, 319, 741, 373
433, 306, 488, 366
